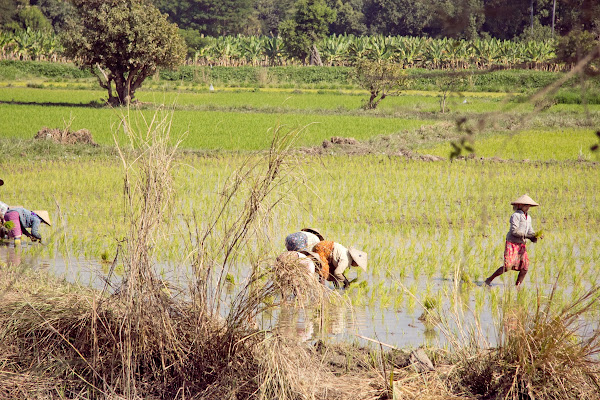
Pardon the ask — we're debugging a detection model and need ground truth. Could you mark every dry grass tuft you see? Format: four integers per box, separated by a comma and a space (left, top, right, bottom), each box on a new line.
271, 252, 329, 305
447, 284, 600, 400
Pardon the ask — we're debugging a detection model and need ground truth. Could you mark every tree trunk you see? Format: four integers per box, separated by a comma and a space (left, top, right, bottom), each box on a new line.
530, 0, 534, 34
551, 0, 556, 38
310, 44, 323, 66
114, 73, 130, 106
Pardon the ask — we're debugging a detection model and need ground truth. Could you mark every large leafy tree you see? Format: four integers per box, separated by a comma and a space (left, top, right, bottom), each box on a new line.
254, 0, 295, 35
482, 0, 531, 39
63, 0, 185, 106
363, 0, 431, 36
0, 0, 28, 30
16, 5, 53, 32
280, 0, 336, 64
30, 0, 76, 32
154, 0, 253, 36
353, 59, 406, 109
553, 0, 600, 34
326, 0, 366, 35
425, 0, 484, 39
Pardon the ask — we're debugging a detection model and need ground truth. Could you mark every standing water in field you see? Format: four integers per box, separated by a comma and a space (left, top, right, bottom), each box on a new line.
0, 240, 500, 349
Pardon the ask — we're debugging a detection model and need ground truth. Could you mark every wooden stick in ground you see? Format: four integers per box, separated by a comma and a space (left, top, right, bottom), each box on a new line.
354, 333, 398, 350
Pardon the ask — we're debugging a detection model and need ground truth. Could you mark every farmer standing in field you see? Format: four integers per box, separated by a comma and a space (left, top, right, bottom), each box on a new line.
485, 194, 542, 287
285, 228, 325, 252
312, 241, 367, 289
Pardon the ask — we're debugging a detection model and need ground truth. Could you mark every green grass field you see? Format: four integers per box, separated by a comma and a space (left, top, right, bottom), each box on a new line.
420, 129, 600, 161
1, 70, 600, 349
0, 102, 435, 149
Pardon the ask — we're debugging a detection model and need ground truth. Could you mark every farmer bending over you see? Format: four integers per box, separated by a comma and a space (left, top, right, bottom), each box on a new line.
4, 207, 51, 245
485, 194, 542, 287
0, 201, 9, 239
312, 241, 367, 289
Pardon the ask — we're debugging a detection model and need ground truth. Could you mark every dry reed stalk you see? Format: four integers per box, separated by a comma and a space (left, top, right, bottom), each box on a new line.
185, 123, 308, 314
270, 252, 329, 306
440, 280, 600, 399
493, 284, 600, 400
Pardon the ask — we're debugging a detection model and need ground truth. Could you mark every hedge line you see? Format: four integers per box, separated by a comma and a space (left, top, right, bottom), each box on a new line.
2, 60, 599, 101
159, 66, 599, 94
0, 60, 92, 79
159, 65, 353, 86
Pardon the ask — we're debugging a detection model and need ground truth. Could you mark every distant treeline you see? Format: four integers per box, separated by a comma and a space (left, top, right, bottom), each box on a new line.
1, 0, 598, 42
152, 0, 597, 41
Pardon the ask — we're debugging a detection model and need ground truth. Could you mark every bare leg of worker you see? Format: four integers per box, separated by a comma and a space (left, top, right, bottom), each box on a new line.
485, 266, 506, 286
515, 269, 528, 286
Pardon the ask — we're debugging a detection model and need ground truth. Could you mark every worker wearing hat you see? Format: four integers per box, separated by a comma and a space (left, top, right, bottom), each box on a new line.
312, 240, 367, 289
285, 228, 325, 252
4, 207, 51, 245
485, 194, 542, 287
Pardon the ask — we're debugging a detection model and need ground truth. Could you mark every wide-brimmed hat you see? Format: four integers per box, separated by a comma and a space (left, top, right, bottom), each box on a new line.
301, 227, 324, 241
33, 210, 51, 226
348, 247, 368, 271
510, 194, 539, 207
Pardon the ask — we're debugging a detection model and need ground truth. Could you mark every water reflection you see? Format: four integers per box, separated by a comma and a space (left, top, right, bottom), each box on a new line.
275, 305, 315, 342
0, 242, 499, 350
6, 245, 22, 267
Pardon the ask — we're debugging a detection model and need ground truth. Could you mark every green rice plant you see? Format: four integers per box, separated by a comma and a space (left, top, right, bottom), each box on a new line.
423, 296, 438, 311
421, 128, 599, 161
0, 102, 435, 150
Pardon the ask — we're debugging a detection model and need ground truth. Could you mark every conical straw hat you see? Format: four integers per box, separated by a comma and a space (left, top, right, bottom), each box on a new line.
348, 247, 368, 271
33, 210, 51, 226
510, 194, 539, 207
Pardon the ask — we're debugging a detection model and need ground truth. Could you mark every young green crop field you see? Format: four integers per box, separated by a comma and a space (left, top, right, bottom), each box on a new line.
420, 129, 600, 161
1, 151, 599, 346
0, 102, 434, 150
1, 74, 599, 347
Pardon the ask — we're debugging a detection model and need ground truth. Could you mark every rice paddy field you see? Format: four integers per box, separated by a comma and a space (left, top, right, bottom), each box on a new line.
1, 77, 599, 350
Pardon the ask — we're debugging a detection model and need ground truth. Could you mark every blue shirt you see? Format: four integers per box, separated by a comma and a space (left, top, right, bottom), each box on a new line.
7, 207, 42, 239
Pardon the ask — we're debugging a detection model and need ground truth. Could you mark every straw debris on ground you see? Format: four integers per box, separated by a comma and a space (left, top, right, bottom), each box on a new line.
35, 126, 98, 146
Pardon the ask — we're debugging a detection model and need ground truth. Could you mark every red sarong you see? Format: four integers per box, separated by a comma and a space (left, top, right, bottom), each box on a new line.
504, 241, 529, 271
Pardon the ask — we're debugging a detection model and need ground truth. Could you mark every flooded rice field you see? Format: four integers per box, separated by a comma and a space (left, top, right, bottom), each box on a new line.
2, 232, 586, 351
1, 154, 599, 350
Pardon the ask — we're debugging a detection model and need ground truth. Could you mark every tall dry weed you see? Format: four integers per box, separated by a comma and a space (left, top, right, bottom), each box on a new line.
445, 283, 600, 399
0, 111, 336, 399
